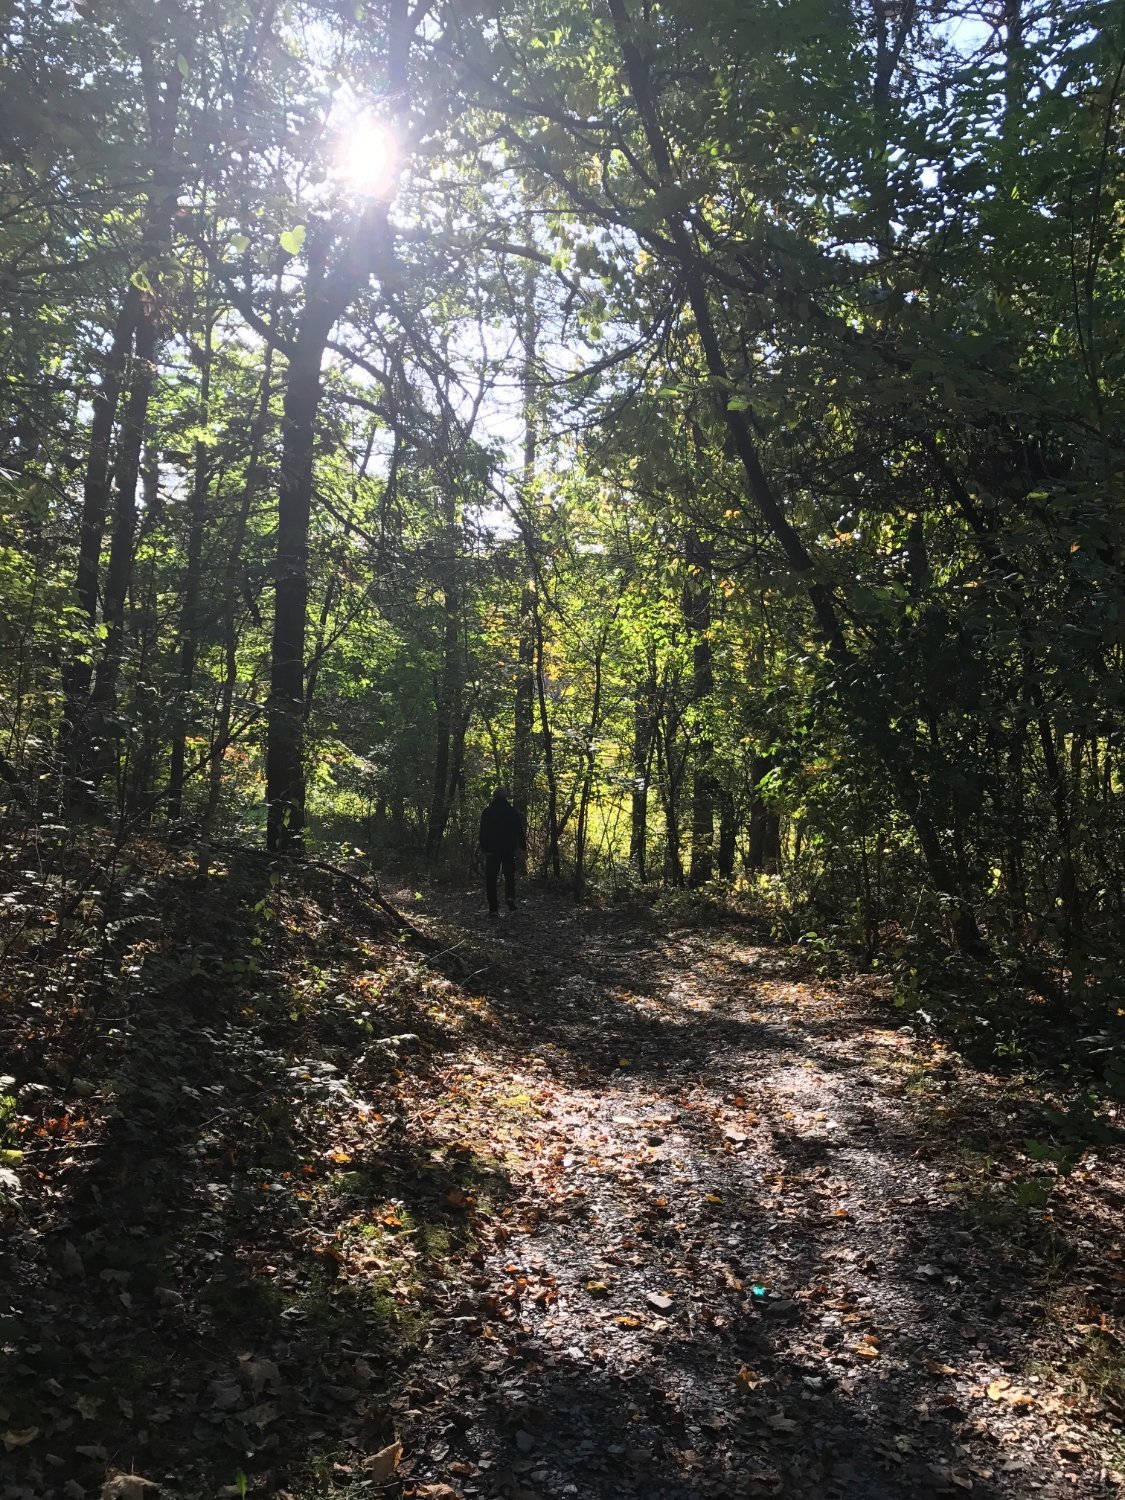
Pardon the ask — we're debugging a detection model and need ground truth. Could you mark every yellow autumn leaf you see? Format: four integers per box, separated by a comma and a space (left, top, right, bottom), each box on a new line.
3, 1428, 39, 1450
363, 1441, 402, 1481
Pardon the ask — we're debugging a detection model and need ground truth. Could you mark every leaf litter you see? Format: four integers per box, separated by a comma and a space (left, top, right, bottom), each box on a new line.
0, 852, 1122, 1498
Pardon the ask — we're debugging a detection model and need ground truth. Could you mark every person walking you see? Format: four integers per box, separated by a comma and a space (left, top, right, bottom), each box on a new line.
479, 786, 526, 916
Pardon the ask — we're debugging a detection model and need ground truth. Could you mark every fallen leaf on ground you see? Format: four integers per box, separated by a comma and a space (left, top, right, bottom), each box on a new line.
3, 1428, 39, 1450
364, 1441, 402, 1481
100, 1477, 159, 1500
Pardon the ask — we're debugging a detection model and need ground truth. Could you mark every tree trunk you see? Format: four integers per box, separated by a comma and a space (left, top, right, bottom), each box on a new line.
533, 591, 561, 879
630, 666, 657, 881
266, 242, 336, 853
86, 296, 159, 783
684, 531, 715, 887
425, 489, 465, 858
747, 754, 780, 873
513, 582, 536, 820
717, 786, 736, 878
124, 452, 162, 822
513, 257, 539, 827
574, 619, 612, 902
168, 301, 214, 822
200, 316, 279, 854
62, 48, 184, 800
263, 0, 409, 852
61, 287, 142, 794
655, 705, 685, 887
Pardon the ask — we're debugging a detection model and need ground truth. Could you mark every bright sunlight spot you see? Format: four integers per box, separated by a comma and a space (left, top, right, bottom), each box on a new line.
334, 112, 397, 198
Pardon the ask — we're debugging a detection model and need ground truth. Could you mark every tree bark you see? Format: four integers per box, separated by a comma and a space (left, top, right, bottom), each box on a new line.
168, 298, 214, 822
513, 583, 536, 816
200, 313, 280, 853
747, 754, 781, 873
60, 288, 143, 794
684, 531, 715, 887
424, 514, 465, 857
574, 615, 614, 902
533, 590, 561, 879
717, 786, 736, 878
86, 296, 159, 781
513, 263, 539, 825
629, 665, 657, 881
266, 240, 336, 852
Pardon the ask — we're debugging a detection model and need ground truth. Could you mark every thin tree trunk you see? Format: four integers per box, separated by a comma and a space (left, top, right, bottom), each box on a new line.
168, 300, 214, 822
86, 297, 159, 782
64, 47, 184, 799
717, 787, 737, 879
655, 704, 685, 887
124, 452, 162, 822
513, 258, 539, 825
513, 583, 536, 818
630, 665, 657, 881
533, 591, 561, 879
200, 324, 279, 851
61, 288, 142, 793
266, 257, 335, 852
425, 487, 464, 857
747, 754, 780, 873
684, 531, 715, 887
574, 619, 613, 902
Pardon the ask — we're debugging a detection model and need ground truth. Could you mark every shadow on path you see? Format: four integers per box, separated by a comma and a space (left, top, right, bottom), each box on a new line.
385, 884, 1115, 1500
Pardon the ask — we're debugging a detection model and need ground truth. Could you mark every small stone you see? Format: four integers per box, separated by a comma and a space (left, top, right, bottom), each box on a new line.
764, 1298, 799, 1322
515, 1429, 535, 1454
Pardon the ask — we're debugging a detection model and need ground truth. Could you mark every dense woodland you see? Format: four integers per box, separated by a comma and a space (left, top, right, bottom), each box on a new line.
1, 0, 1124, 980
5, 4, 1125, 1498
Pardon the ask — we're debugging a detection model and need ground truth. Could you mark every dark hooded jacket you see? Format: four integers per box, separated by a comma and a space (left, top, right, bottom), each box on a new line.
479, 797, 525, 856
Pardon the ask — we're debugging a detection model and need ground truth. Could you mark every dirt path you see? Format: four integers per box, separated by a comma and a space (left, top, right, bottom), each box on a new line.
378, 887, 1121, 1500
3, 867, 1121, 1500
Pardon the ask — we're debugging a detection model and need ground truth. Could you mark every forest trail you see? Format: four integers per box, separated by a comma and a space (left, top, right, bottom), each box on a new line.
378, 887, 1120, 1500
3, 869, 1121, 1500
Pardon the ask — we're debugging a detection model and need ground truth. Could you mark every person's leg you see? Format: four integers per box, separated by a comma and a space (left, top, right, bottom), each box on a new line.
503, 850, 516, 909
485, 853, 500, 914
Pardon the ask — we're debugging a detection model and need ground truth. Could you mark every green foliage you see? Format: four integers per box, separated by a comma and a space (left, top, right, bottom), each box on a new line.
0, 0, 1122, 1043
